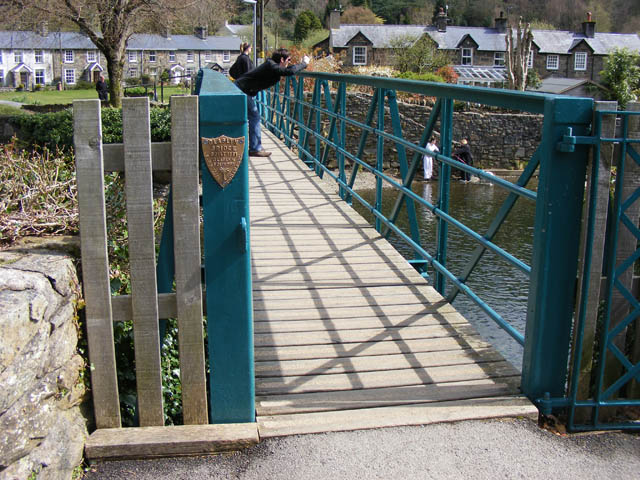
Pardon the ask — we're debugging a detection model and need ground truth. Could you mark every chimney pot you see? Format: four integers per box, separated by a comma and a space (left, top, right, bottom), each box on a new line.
582, 13, 595, 38
495, 12, 507, 34
436, 7, 448, 32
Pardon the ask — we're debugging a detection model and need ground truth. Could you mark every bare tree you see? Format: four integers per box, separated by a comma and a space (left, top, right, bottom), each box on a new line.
3, 0, 196, 107
505, 18, 533, 91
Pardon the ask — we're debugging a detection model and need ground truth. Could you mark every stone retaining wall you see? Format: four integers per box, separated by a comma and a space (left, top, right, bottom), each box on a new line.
0, 241, 87, 480
305, 93, 543, 172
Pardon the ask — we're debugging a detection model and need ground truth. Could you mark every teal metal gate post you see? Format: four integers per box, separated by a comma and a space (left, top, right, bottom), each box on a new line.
521, 97, 594, 410
196, 69, 254, 423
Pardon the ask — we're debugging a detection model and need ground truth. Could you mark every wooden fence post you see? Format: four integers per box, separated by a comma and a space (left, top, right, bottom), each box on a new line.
122, 97, 164, 426
73, 100, 121, 428
571, 101, 617, 416
170, 95, 208, 424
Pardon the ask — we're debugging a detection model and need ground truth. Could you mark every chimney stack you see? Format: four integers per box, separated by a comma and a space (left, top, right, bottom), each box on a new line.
164, 26, 171, 39
495, 11, 507, 34
40, 21, 49, 37
329, 9, 341, 30
435, 7, 448, 32
195, 26, 208, 40
582, 12, 595, 38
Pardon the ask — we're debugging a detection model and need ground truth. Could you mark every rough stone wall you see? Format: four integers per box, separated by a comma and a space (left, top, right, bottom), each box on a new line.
0, 245, 87, 480
308, 93, 543, 171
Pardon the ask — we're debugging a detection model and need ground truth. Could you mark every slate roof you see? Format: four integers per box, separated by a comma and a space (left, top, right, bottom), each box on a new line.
127, 34, 240, 51
0, 31, 96, 49
0, 30, 241, 51
528, 77, 595, 94
327, 24, 640, 56
330, 25, 427, 48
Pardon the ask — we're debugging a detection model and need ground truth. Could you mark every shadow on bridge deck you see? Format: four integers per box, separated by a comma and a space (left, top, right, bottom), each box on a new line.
250, 131, 537, 437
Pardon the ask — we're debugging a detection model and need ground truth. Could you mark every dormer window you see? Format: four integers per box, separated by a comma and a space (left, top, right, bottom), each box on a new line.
575, 52, 587, 71
461, 48, 473, 65
353, 46, 367, 65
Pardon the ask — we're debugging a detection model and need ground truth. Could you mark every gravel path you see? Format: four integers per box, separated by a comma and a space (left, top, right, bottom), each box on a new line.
84, 418, 640, 479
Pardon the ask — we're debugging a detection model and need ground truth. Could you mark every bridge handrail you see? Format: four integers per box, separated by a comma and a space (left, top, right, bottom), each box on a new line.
297, 71, 553, 113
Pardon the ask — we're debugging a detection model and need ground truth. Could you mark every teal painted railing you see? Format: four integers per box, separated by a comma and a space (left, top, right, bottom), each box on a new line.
566, 108, 640, 431
256, 72, 595, 420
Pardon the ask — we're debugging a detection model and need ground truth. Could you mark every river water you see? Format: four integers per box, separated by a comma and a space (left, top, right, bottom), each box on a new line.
353, 179, 537, 370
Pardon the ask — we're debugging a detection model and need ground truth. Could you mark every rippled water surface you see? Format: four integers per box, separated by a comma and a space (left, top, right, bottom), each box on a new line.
353, 180, 537, 369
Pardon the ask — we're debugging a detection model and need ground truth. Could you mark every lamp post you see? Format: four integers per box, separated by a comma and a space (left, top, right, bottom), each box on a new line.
243, 0, 257, 66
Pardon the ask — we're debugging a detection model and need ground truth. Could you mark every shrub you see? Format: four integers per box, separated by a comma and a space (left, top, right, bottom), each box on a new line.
10, 107, 171, 151
436, 66, 459, 84
73, 79, 94, 90
125, 86, 153, 98
394, 71, 446, 83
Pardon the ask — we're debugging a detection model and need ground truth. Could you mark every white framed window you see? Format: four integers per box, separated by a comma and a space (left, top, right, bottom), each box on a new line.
64, 50, 73, 63
128, 51, 137, 63
494, 52, 505, 67
186, 51, 194, 62
0, 70, 4, 84
222, 51, 230, 62
149, 67, 157, 77
128, 67, 137, 78
546, 54, 559, 70
461, 48, 473, 66
0, 52, 3, 64
64, 69, 75, 84
527, 51, 534, 68
169, 51, 176, 62
186, 67, 195, 77
353, 46, 367, 65
14, 50, 23, 63
575, 52, 587, 71
148, 51, 156, 62
204, 51, 211, 61
35, 69, 45, 85
34, 50, 44, 63
87, 50, 97, 62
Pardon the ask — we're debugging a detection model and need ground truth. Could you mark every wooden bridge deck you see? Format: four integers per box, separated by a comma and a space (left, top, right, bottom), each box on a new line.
250, 132, 536, 438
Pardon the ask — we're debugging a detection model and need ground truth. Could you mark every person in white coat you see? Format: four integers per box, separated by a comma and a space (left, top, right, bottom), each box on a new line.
424, 136, 439, 181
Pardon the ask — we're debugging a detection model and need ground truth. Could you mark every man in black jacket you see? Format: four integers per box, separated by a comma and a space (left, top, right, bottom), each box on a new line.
453, 138, 473, 181
96, 74, 108, 102
235, 48, 309, 157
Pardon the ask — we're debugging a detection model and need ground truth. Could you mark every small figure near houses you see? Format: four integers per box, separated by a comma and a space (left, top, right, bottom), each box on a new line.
453, 138, 474, 181
424, 136, 439, 181
96, 74, 108, 102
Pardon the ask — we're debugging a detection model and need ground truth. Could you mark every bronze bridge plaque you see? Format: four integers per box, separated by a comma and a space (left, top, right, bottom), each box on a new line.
201, 135, 245, 188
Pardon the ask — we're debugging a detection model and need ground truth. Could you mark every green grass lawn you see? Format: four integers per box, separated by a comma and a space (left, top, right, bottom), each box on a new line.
0, 104, 28, 115
0, 85, 192, 106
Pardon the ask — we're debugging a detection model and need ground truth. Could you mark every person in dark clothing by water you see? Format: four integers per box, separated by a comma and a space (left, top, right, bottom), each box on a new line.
453, 138, 473, 181
229, 42, 253, 80
96, 74, 108, 102
235, 48, 310, 157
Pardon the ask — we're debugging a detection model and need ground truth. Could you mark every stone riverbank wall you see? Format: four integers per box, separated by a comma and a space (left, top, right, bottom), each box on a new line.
304, 93, 543, 172
0, 242, 87, 480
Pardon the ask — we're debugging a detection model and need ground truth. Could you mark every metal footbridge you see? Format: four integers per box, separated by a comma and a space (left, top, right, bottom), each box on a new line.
250, 132, 533, 436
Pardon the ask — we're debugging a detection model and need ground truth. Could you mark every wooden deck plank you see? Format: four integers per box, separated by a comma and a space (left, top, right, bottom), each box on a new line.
255, 348, 506, 377
258, 396, 537, 438
256, 378, 522, 415
254, 335, 493, 362
250, 131, 531, 436
85, 423, 259, 460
